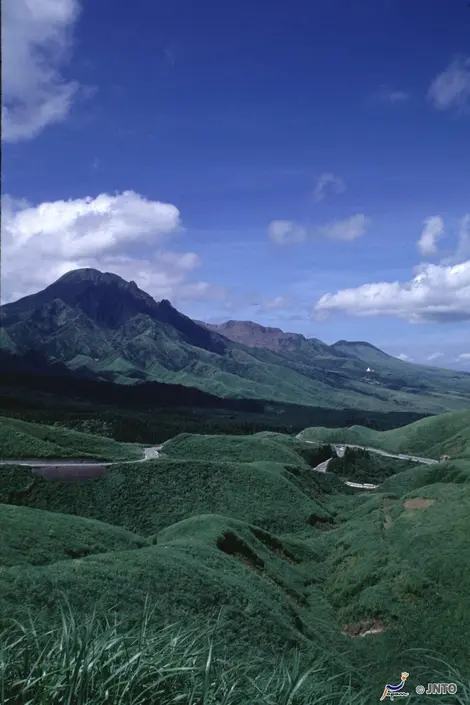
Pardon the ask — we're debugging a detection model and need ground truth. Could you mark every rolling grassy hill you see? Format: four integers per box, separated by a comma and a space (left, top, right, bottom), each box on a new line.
2, 267, 470, 414
0, 456, 333, 536
0, 503, 146, 567
0, 415, 143, 461
1, 411, 470, 702
162, 431, 332, 467
300, 408, 470, 459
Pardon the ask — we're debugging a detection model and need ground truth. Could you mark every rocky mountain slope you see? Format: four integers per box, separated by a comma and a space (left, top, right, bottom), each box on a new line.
1, 268, 470, 413
201, 319, 330, 355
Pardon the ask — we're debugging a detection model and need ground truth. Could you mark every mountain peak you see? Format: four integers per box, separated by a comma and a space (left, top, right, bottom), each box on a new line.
57, 268, 123, 285
55, 268, 154, 297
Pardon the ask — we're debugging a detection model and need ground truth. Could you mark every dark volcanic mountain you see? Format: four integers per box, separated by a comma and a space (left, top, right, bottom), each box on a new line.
1, 268, 470, 413
1, 269, 226, 355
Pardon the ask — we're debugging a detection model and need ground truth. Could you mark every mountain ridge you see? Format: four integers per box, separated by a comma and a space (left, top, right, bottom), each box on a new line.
1, 268, 470, 414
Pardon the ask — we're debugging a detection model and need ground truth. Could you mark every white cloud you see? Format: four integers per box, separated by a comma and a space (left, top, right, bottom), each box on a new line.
427, 352, 444, 361
269, 214, 369, 245
314, 260, 470, 323
318, 214, 370, 242
262, 296, 287, 310
375, 86, 409, 104
312, 173, 345, 203
456, 214, 470, 260
417, 216, 445, 257
2, 0, 82, 142
457, 353, 470, 361
268, 220, 307, 245
1, 191, 224, 304
396, 353, 414, 362
428, 56, 470, 112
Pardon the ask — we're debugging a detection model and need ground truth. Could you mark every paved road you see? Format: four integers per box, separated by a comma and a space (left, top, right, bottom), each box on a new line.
0, 433, 438, 489
0, 445, 163, 480
0, 445, 163, 468
299, 438, 438, 490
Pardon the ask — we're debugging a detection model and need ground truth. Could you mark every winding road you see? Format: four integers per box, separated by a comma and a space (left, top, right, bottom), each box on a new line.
0, 435, 439, 487
0, 445, 163, 480
0, 445, 163, 467
298, 438, 438, 490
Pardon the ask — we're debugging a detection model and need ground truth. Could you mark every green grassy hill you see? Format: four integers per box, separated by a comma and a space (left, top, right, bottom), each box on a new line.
0, 455, 332, 537
0, 415, 143, 461
319, 479, 470, 666
300, 408, 470, 459
162, 431, 331, 467
2, 414, 470, 703
0, 503, 146, 567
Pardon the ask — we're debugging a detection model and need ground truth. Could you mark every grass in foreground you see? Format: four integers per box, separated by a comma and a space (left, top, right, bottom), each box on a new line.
1, 601, 468, 705
0, 601, 358, 705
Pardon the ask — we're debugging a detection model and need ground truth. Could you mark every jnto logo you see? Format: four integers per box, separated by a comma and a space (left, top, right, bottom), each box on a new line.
380, 671, 410, 701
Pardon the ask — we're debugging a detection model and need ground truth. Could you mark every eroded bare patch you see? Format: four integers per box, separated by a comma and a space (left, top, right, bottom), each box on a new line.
404, 498, 435, 510
342, 619, 385, 638
217, 531, 265, 572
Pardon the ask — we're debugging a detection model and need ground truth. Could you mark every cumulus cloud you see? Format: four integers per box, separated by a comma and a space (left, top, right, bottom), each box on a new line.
1, 191, 224, 304
318, 214, 370, 241
427, 352, 444, 361
314, 260, 470, 323
428, 56, 470, 112
2, 0, 82, 142
312, 173, 345, 203
396, 353, 414, 362
375, 86, 409, 104
268, 220, 307, 245
417, 216, 445, 257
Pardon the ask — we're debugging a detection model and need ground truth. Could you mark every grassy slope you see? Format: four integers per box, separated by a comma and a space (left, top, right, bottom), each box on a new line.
0, 503, 146, 567
0, 515, 343, 662
0, 439, 333, 537
300, 408, 470, 459
162, 432, 331, 467
2, 461, 470, 687
319, 479, 470, 669
0, 415, 143, 461
97, 341, 470, 414
2, 418, 470, 700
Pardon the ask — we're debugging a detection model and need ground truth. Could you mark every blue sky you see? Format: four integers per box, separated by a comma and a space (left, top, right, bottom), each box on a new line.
2, 0, 470, 369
